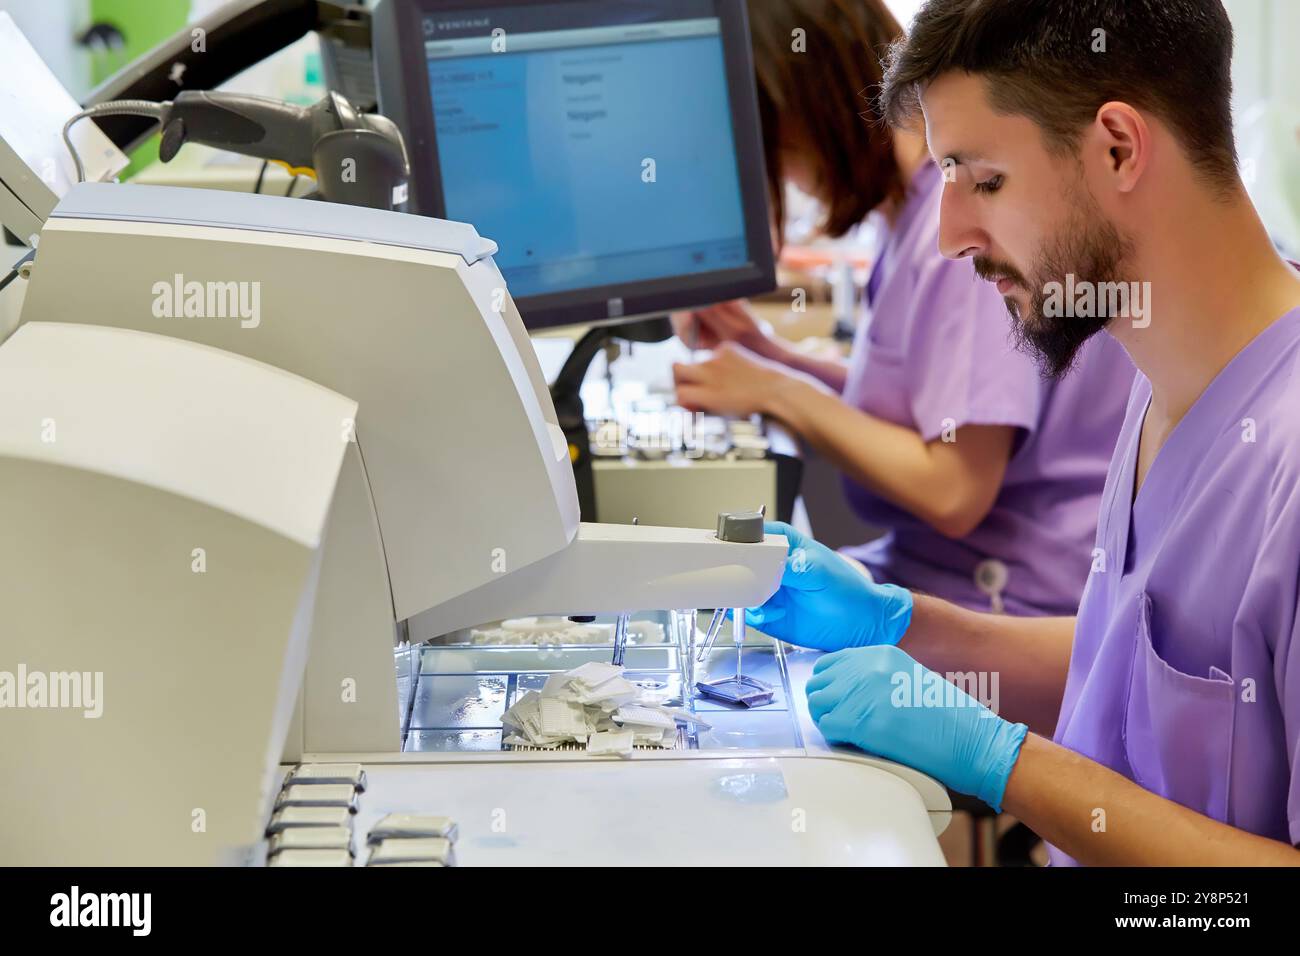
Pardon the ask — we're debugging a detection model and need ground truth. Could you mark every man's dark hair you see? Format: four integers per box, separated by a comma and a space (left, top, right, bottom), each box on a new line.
878, 0, 1238, 191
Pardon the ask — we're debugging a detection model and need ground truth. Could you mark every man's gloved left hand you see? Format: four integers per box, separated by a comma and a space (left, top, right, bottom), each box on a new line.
807, 645, 1028, 812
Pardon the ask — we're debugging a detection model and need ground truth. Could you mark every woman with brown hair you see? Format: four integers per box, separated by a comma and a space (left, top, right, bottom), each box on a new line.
673, 0, 1133, 618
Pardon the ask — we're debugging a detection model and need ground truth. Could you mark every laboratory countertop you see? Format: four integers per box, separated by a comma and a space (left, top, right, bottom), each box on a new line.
344, 752, 948, 866
289, 643, 951, 867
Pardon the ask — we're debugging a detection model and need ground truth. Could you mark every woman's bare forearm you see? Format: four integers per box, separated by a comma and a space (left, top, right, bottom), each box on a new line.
764, 377, 1013, 538
759, 336, 850, 393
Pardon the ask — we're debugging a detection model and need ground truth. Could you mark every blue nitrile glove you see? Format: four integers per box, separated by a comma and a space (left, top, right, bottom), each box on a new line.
745, 521, 913, 651
807, 645, 1028, 811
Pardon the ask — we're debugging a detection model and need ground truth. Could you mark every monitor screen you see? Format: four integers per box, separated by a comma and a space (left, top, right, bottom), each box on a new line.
375, 0, 775, 330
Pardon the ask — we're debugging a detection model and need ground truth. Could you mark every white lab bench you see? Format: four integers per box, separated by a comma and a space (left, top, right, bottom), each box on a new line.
297, 646, 951, 867
324, 751, 947, 866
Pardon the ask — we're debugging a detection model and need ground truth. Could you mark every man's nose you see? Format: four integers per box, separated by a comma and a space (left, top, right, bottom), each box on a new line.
937, 182, 985, 261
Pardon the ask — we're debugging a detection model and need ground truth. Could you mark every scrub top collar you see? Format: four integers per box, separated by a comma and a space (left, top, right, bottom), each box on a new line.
1104, 305, 1300, 577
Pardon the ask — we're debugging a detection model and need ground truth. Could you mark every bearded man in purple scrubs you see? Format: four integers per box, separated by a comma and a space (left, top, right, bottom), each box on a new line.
755, 0, 1300, 864
672, 0, 1132, 620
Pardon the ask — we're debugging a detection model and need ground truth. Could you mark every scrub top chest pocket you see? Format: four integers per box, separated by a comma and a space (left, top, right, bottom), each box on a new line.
1122, 592, 1236, 823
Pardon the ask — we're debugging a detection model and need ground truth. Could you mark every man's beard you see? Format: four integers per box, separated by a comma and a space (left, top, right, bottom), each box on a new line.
975, 188, 1135, 379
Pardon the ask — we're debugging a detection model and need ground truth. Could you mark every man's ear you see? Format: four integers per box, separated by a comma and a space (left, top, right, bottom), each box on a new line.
1094, 101, 1150, 194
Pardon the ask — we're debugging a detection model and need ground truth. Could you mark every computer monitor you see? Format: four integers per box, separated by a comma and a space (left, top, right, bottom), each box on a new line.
373, 0, 776, 330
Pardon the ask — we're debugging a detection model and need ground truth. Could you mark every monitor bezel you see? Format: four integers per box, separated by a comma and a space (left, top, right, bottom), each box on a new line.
374, 0, 776, 331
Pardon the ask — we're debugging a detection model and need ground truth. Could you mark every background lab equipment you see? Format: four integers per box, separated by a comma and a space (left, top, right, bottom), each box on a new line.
540, 315, 803, 526
0, 1, 952, 864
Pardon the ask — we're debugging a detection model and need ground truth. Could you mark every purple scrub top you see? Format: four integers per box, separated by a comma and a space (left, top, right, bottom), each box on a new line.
1051, 306, 1300, 865
840, 160, 1135, 616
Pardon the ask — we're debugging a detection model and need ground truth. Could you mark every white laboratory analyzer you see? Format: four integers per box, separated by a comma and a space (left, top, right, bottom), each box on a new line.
7, 182, 951, 865
0, 0, 951, 866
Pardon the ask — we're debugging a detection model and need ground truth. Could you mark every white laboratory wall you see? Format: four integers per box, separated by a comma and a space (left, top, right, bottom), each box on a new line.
884, 0, 925, 29
1224, 0, 1300, 114
0, 0, 88, 96
1223, 0, 1300, 254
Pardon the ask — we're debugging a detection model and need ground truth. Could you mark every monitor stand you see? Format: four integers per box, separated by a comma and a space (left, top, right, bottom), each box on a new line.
549, 315, 674, 520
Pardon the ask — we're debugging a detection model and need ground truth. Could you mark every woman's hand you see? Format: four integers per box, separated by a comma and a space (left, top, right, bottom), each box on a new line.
672, 342, 794, 417
671, 299, 776, 356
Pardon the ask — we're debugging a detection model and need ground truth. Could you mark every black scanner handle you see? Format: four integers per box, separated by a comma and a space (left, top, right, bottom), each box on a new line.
159, 91, 317, 168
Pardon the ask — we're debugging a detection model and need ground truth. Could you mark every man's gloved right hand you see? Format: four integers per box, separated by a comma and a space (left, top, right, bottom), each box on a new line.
746, 522, 914, 652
